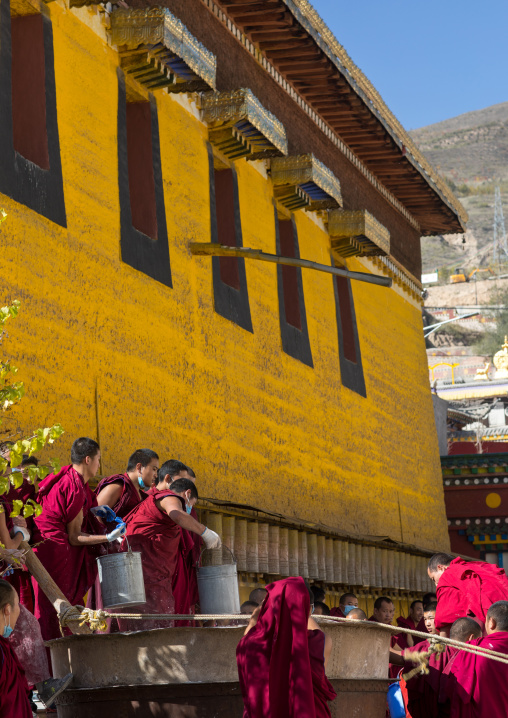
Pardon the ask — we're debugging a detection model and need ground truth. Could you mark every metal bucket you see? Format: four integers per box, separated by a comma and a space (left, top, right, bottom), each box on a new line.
97, 549, 146, 609
197, 547, 240, 615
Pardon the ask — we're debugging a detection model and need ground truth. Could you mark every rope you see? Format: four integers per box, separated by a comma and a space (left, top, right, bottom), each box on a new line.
58, 609, 508, 666
318, 615, 508, 665
402, 641, 446, 681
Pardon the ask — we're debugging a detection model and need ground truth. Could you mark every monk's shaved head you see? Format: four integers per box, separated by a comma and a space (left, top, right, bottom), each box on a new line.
0, 579, 15, 610
422, 592, 437, 609
424, 602, 438, 634
450, 617, 482, 642
240, 601, 258, 615
311, 586, 326, 603
249, 588, 267, 605
313, 602, 330, 616
428, 553, 454, 572
339, 593, 358, 606
428, 553, 454, 586
346, 608, 367, 621
170, 478, 198, 500
373, 597, 395, 625
409, 600, 424, 623
374, 596, 393, 610
487, 601, 508, 633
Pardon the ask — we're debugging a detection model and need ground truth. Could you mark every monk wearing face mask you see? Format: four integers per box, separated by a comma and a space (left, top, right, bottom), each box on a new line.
330, 592, 358, 617
0, 579, 31, 718
116, 478, 221, 631
160, 463, 202, 627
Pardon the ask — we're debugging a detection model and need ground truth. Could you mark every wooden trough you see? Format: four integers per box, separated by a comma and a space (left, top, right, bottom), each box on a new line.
49, 621, 390, 717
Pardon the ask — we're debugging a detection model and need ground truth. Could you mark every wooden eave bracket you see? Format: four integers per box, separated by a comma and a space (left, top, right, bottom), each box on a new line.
107, 7, 216, 92
190, 242, 391, 288
199, 88, 288, 160
328, 209, 390, 260
211, 0, 467, 233
270, 154, 342, 212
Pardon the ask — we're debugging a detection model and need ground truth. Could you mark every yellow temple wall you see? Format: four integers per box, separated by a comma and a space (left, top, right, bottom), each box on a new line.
0, 4, 450, 552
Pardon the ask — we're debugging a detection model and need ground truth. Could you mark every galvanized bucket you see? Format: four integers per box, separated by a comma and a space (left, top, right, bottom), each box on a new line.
97, 549, 146, 609
197, 547, 240, 615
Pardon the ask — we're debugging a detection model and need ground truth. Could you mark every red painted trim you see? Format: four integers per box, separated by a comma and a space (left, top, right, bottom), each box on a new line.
278, 219, 302, 330
126, 102, 158, 240
335, 275, 357, 363
214, 169, 240, 290
11, 15, 49, 169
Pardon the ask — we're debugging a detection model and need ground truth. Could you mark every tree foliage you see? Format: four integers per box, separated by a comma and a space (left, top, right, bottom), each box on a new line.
0, 300, 64, 519
475, 286, 508, 358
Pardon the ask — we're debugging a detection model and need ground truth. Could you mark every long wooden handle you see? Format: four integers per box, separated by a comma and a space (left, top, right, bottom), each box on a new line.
20, 541, 92, 635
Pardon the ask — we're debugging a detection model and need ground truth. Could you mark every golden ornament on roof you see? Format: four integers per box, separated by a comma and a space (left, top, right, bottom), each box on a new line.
493, 336, 508, 379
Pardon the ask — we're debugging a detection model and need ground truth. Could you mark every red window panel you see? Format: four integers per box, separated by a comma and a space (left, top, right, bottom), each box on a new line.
214, 168, 240, 290
278, 219, 302, 330
126, 102, 158, 240
335, 275, 357, 363
11, 14, 49, 169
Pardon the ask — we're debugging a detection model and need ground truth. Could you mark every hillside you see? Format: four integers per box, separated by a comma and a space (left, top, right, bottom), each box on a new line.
410, 102, 508, 273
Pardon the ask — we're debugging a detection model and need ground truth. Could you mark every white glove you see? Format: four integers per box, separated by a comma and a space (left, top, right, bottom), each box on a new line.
12, 526, 30, 542
106, 522, 126, 542
201, 527, 221, 550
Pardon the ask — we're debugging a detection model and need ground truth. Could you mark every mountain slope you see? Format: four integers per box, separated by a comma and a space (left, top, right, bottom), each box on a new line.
410, 102, 508, 273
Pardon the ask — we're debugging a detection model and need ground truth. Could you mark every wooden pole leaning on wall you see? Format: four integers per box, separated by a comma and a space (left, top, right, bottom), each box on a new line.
19, 541, 93, 635
190, 243, 393, 288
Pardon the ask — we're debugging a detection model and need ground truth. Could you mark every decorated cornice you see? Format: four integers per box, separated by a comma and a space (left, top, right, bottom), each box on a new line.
281, 0, 468, 231
270, 154, 342, 212
328, 210, 389, 259
108, 8, 216, 92
369, 255, 423, 304
200, 89, 287, 160
10, 0, 45, 13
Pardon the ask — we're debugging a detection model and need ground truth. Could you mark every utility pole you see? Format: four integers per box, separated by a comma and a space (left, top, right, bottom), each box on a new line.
493, 186, 508, 273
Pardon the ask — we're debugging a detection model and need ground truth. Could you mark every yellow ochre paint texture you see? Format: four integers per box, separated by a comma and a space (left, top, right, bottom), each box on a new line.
0, 6, 450, 552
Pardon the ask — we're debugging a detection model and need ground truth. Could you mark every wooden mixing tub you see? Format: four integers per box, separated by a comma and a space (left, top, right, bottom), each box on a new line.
49, 622, 390, 717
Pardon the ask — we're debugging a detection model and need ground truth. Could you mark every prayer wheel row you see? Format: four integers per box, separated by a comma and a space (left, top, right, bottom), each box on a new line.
204, 512, 434, 593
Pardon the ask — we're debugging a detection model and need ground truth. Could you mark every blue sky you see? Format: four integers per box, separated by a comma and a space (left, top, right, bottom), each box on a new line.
310, 0, 508, 130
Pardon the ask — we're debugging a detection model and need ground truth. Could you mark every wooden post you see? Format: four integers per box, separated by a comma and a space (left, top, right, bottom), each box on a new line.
20, 542, 92, 635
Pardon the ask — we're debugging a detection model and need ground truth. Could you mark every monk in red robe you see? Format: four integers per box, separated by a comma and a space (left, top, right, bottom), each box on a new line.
95, 448, 158, 517
147, 458, 191, 494
0, 579, 32, 718
33, 437, 125, 641
89, 448, 158, 627
397, 600, 427, 647
447, 600, 508, 717
369, 596, 403, 677
4, 455, 38, 513
155, 461, 202, 625
428, 553, 508, 635
117, 478, 221, 632
330, 591, 357, 618
0, 496, 33, 612
237, 576, 336, 717
3, 455, 38, 611
398, 608, 481, 718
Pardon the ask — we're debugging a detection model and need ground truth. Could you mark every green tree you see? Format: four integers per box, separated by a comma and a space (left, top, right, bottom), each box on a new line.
0, 300, 64, 521
475, 286, 508, 358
